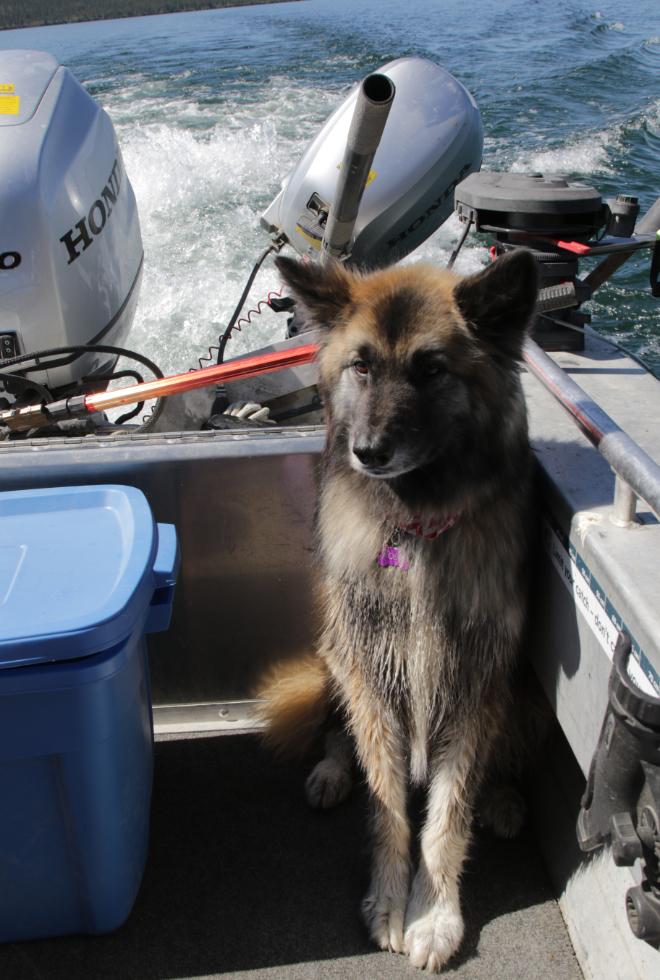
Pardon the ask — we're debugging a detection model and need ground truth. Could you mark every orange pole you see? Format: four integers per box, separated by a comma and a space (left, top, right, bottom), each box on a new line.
86, 343, 321, 413
1, 343, 322, 432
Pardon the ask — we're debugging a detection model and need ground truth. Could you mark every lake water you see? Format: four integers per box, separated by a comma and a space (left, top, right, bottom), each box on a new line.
2, 0, 660, 374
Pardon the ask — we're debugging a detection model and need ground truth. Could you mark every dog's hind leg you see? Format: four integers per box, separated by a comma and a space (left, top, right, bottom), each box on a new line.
477, 665, 552, 838
403, 735, 478, 973
348, 697, 410, 954
306, 728, 354, 809
478, 781, 526, 838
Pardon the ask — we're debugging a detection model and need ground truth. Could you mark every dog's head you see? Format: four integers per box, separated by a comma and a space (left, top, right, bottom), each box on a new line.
275, 250, 538, 495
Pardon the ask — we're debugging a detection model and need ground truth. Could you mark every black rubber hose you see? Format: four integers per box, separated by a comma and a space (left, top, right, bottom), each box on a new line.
0, 344, 166, 433
0, 343, 162, 376
88, 369, 145, 385
116, 402, 146, 425
88, 369, 146, 424
0, 372, 54, 403
446, 218, 472, 270
216, 245, 276, 364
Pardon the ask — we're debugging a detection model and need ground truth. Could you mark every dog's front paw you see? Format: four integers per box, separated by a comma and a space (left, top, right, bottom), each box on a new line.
362, 887, 407, 953
403, 895, 464, 972
305, 758, 352, 809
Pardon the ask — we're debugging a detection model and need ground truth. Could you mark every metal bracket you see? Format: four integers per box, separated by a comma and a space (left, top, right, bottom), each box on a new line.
611, 475, 638, 528
577, 632, 660, 943
152, 700, 265, 735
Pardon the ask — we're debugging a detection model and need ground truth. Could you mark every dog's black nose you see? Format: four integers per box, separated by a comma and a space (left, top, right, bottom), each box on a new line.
353, 440, 393, 469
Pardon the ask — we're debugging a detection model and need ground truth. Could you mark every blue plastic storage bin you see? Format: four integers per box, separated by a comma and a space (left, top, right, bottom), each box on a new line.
0, 485, 180, 943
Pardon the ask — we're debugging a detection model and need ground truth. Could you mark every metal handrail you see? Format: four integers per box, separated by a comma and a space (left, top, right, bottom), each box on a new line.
523, 337, 660, 524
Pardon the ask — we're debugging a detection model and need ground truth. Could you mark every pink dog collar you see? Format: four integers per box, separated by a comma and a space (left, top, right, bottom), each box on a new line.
377, 510, 462, 569
387, 511, 462, 540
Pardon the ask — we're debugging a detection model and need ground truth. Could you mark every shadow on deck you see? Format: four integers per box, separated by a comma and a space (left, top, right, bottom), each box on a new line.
1, 732, 582, 979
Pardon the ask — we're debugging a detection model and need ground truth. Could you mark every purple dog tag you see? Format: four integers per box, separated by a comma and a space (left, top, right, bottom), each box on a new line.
378, 546, 408, 570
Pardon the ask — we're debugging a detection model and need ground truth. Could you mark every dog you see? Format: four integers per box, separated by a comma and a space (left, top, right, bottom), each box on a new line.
256, 247, 539, 972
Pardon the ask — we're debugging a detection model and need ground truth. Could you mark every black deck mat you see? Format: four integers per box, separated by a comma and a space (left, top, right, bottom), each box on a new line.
0, 731, 582, 979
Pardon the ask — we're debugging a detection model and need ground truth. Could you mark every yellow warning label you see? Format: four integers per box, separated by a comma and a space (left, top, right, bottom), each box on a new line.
0, 84, 14, 93
296, 222, 322, 251
338, 162, 377, 187
0, 96, 20, 115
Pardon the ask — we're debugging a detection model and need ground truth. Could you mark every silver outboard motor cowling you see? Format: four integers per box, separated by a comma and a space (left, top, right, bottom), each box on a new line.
261, 57, 483, 268
0, 50, 143, 398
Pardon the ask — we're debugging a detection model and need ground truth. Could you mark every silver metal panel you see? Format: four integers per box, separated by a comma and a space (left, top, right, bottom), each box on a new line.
0, 427, 324, 707
222, 329, 322, 406
523, 335, 660, 775
533, 735, 658, 980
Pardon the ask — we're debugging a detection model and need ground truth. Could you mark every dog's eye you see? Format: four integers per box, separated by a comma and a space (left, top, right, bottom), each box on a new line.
353, 360, 369, 376
420, 362, 444, 377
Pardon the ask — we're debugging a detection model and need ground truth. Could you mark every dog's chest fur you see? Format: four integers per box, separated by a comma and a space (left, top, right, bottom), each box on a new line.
317, 470, 526, 783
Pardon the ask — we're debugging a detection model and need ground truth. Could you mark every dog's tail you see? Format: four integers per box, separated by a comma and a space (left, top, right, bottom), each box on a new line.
253, 652, 337, 760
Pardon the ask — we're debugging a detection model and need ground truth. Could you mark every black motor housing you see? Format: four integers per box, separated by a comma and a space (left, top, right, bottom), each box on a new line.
455, 172, 606, 351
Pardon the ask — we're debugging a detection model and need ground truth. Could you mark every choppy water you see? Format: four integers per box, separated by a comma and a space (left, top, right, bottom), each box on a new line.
3, 0, 660, 374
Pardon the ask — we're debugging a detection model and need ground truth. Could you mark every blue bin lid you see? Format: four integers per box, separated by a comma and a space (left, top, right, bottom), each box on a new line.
0, 485, 168, 668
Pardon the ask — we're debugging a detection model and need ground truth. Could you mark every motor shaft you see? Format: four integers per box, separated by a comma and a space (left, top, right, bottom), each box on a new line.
321, 73, 395, 262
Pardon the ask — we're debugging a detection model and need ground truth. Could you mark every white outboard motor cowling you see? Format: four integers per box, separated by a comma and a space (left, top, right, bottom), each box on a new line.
0, 50, 143, 397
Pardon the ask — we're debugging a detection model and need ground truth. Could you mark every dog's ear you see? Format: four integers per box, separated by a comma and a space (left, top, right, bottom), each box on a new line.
275, 256, 354, 330
453, 249, 538, 360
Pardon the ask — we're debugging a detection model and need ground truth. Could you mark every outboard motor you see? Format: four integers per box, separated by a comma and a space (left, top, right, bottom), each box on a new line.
455, 171, 605, 350
0, 50, 143, 405
454, 171, 654, 351
261, 57, 483, 270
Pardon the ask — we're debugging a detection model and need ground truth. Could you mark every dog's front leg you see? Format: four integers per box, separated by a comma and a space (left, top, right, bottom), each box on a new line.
403, 736, 478, 972
349, 695, 410, 953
